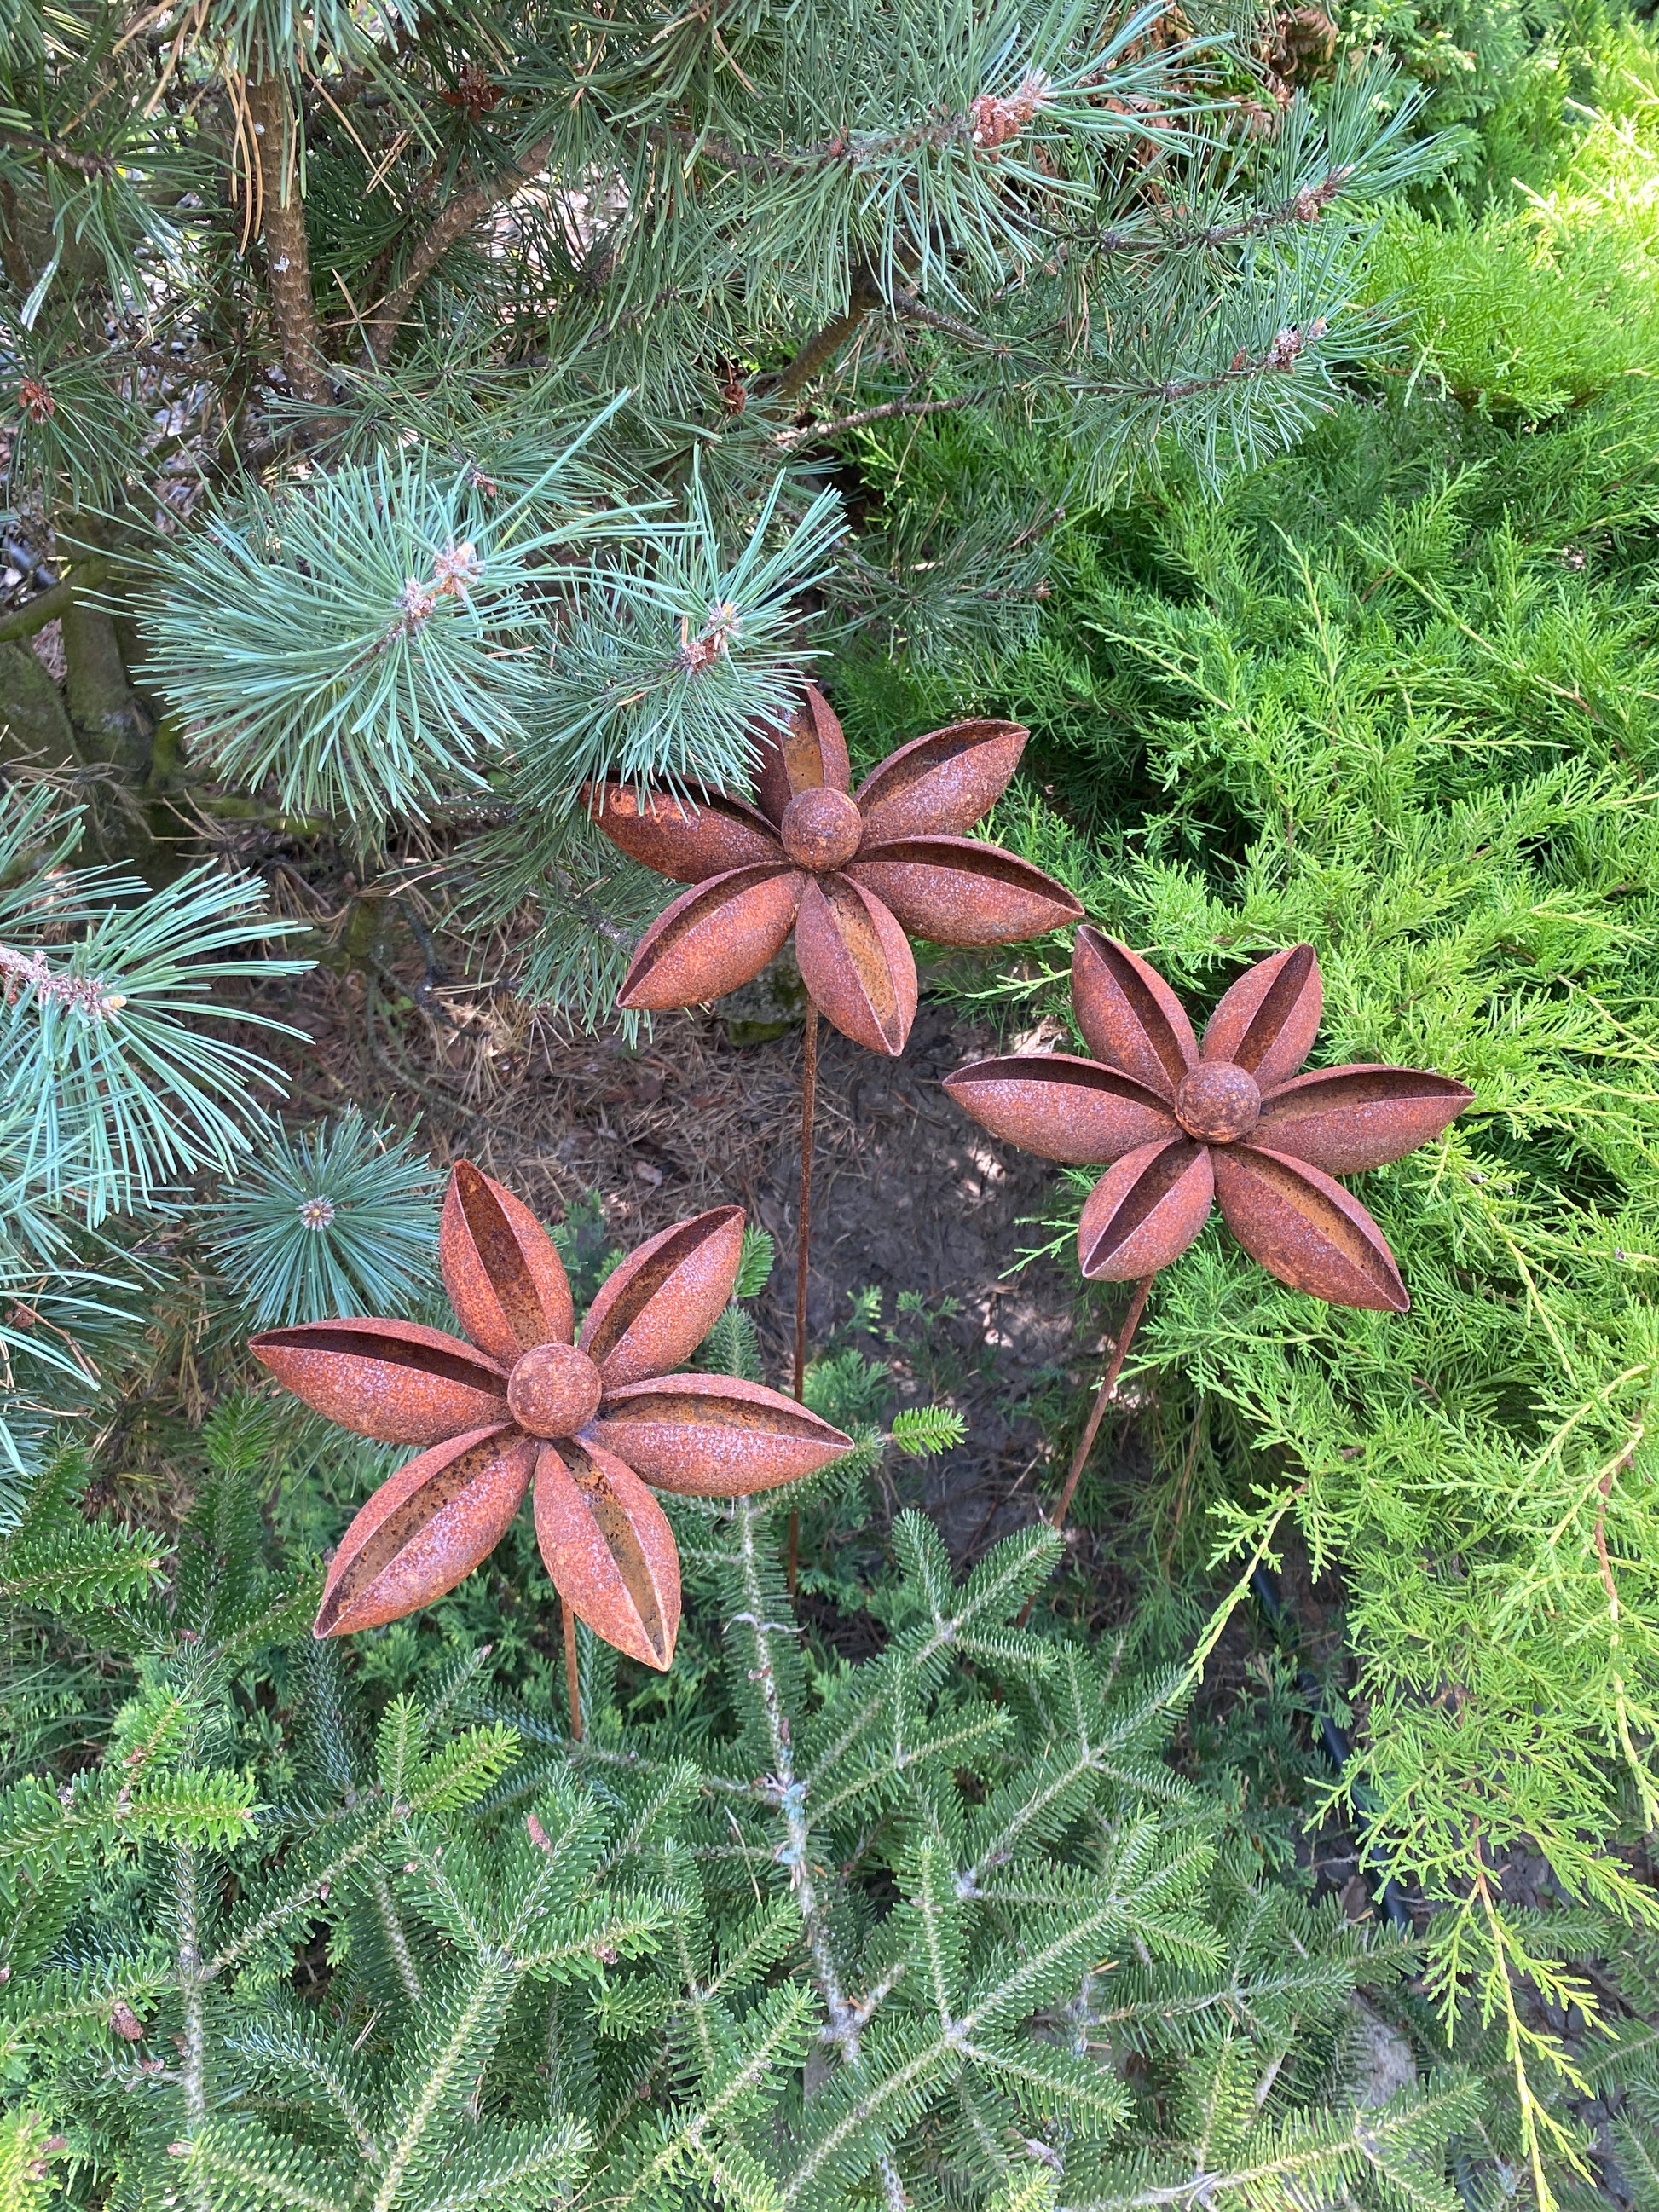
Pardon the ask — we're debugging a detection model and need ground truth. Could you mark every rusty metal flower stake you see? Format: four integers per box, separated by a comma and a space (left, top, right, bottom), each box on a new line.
588, 682, 1079, 1586
251, 1161, 853, 1734
589, 678, 1081, 1389
945, 929, 1472, 1533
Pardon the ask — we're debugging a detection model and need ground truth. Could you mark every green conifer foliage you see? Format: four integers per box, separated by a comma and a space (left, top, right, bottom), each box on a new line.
0, 0, 1448, 930
0, 1391, 1482, 2212
834, 373, 1659, 2205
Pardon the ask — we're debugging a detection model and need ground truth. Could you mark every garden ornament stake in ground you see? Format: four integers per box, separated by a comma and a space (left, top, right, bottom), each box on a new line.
589, 682, 1079, 1583
945, 930, 1473, 1532
250, 1162, 852, 1729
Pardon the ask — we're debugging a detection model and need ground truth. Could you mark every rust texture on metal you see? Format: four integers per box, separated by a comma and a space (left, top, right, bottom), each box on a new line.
945, 929, 1472, 1309
251, 1160, 853, 1670
587, 684, 1084, 1057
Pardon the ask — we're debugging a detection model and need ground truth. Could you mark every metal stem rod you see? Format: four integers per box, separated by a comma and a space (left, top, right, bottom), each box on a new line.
563, 1598, 581, 1741
1049, 1275, 1152, 1534
788, 1005, 819, 1597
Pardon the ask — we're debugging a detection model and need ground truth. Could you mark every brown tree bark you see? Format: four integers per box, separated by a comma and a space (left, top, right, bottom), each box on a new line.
365, 130, 558, 364
0, 638, 78, 773
245, 74, 334, 406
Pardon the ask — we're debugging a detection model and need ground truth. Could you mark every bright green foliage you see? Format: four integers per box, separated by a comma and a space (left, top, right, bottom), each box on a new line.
1366, 20, 1659, 413
837, 373, 1659, 2203
202, 1109, 442, 1329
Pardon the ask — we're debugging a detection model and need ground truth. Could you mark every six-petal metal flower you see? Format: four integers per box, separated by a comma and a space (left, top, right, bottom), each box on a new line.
945, 929, 1473, 1308
250, 1162, 853, 1669
587, 684, 1083, 1055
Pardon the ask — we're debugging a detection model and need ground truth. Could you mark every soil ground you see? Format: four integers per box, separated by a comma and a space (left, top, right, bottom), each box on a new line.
248, 939, 1108, 1564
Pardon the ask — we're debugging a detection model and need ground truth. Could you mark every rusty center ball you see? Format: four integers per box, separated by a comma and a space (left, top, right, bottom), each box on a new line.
506, 1341, 602, 1439
780, 786, 863, 872
1174, 1060, 1261, 1144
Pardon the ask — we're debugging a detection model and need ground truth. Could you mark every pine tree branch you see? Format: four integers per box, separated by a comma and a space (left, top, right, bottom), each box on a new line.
365, 132, 558, 365
0, 571, 94, 642
754, 268, 885, 402
246, 76, 334, 407
774, 391, 980, 447
0, 123, 116, 177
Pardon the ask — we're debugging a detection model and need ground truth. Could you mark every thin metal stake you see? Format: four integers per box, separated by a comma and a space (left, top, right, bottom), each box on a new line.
563, 1598, 582, 1741
788, 1003, 819, 1595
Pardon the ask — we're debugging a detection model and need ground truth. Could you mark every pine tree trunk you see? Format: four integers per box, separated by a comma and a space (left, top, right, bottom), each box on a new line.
60, 527, 152, 782
0, 637, 78, 771
246, 74, 333, 407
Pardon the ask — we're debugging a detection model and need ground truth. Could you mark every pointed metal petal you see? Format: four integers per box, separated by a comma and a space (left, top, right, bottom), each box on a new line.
1077, 1138, 1214, 1280
442, 1160, 574, 1365
753, 684, 851, 823
852, 719, 1028, 842
846, 837, 1082, 946
587, 1374, 855, 1496
534, 1439, 679, 1671
585, 782, 784, 883
616, 865, 801, 1011
795, 875, 916, 1055
1213, 1144, 1408, 1310
1072, 930, 1195, 1100
1254, 1065, 1473, 1175
944, 1054, 1180, 1165
250, 1318, 507, 1443
578, 1206, 745, 1387
314, 1425, 534, 1637
1202, 944, 1321, 1089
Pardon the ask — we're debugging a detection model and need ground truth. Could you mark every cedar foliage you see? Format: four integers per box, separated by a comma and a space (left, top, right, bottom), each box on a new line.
835, 356, 1659, 2201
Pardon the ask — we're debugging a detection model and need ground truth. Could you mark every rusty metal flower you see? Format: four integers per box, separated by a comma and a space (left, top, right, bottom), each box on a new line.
250, 1162, 853, 1669
945, 930, 1472, 1308
587, 684, 1083, 1056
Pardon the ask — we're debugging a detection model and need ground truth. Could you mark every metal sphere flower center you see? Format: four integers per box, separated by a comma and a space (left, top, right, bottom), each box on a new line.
506, 1341, 602, 1439
780, 786, 863, 872
1175, 1061, 1261, 1144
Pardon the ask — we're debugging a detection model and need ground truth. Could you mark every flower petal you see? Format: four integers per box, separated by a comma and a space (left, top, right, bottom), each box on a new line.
795, 875, 917, 1055
1201, 944, 1321, 1089
943, 1054, 1180, 1165
1078, 1138, 1215, 1281
846, 837, 1082, 946
853, 719, 1028, 842
585, 782, 784, 883
314, 1425, 534, 1637
442, 1160, 574, 1364
534, 1439, 679, 1670
250, 1318, 507, 1443
753, 683, 851, 823
579, 1206, 745, 1387
588, 1374, 854, 1496
1213, 1144, 1408, 1310
1254, 1065, 1473, 1174
1072, 929, 1196, 1100
616, 865, 801, 1011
